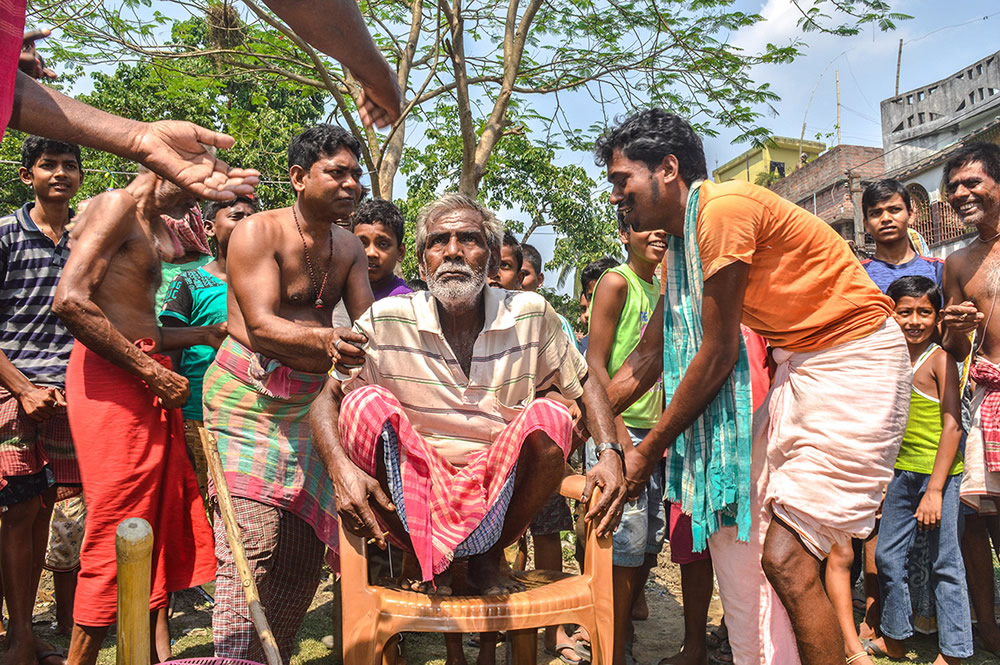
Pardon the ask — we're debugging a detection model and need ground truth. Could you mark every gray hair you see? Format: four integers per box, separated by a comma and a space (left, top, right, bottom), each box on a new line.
414, 193, 503, 261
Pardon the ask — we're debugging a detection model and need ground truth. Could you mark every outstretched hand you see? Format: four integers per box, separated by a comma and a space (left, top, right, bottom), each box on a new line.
330, 457, 394, 548
582, 451, 626, 537
20, 29, 56, 80
356, 73, 402, 129
131, 121, 260, 202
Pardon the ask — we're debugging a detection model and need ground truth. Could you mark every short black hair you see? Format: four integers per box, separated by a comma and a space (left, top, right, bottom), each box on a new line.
21, 136, 82, 171
886, 275, 942, 312
581, 256, 620, 292
288, 124, 362, 171
594, 109, 708, 186
943, 142, 1000, 188
862, 179, 912, 218
521, 243, 543, 274
503, 230, 523, 270
352, 198, 405, 246
202, 195, 259, 224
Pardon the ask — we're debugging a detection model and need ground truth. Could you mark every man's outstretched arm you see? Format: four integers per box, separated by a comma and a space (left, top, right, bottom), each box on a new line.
261, 0, 402, 128
625, 261, 749, 496
10, 71, 259, 201
605, 294, 664, 416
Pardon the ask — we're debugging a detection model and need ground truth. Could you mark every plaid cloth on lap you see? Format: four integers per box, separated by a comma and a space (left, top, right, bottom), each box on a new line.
970, 357, 1000, 472
202, 336, 338, 549
662, 180, 753, 551
339, 385, 572, 581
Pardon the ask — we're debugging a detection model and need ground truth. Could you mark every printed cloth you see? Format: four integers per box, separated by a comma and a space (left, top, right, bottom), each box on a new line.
202, 336, 337, 550
662, 180, 753, 551
342, 288, 587, 467
160, 267, 228, 420
212, 496, 325, 664
765, 319, 910, 558
339, 384, 572, 581
44, 494, 86, 572
161, 204, 211, 256
0, 387, 77, 491
1, 203, 75, 388
66, 340, 215, 626
959, 382, 1000, 511
0, 0, 26, 141
969, 357, 1000, 472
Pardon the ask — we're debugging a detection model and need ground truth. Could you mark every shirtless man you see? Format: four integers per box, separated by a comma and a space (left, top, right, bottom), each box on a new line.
202, 124, 373, 663
52, 171, 217, 665
937, 142, 1000, 657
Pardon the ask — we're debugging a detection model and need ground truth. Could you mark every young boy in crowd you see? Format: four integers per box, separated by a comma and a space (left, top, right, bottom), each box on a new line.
861, 179, 944, 291
352, 198, 412, 300
865, 275, 970, 665
489, 230, 524, 290
160, 195, 258, 501
585, 218, 666, 665
578, 256, 619, 353
0, 137, 83, 665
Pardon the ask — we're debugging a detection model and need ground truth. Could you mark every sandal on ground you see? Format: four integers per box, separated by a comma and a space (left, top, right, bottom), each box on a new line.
861, 638, 902, 660
705, 623, 728, 650
709, 638, 733, 665
545, 642, 591, 665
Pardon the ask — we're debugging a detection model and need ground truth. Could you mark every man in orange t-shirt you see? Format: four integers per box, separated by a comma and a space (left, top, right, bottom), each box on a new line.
594, 109, 910, 665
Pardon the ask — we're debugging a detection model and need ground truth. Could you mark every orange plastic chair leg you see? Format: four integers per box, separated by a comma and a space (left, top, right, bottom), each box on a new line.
510, 628, 537, 665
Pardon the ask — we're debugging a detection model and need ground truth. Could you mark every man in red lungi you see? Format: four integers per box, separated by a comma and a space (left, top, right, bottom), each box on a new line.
53, 170, 217, 665
309, 193, 628, 664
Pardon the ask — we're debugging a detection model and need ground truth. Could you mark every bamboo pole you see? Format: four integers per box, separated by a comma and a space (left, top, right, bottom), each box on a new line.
116, 518, 153, 665
198, 427, 283, 665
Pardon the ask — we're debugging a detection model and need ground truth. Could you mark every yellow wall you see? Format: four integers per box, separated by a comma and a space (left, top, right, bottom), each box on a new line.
712, 137, 826, 183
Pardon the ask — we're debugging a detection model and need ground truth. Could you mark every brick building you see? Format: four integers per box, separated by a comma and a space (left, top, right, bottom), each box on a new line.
768, 145, 884, 240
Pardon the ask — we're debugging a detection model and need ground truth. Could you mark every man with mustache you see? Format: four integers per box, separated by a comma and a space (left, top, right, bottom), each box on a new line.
201, 124, 373, 663
597, 109, 910, 665
309, 193, 627, 665
937, 142, 1000, 657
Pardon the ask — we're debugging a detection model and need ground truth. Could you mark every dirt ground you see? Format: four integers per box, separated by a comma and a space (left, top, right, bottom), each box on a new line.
18, 540, 1000, 665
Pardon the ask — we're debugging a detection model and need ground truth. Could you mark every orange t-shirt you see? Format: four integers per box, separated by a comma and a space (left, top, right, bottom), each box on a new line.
696, 180, 892, 352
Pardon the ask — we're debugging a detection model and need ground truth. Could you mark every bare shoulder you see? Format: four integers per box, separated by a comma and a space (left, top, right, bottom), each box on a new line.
944, 242, 980, 280
71, 189, 136, 237
229, 208, 286, 248
332, 224, 365, 259
592, 269, 628, 306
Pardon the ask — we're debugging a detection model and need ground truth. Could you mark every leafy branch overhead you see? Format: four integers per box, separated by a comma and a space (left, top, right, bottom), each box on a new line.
34, 0, 906, 200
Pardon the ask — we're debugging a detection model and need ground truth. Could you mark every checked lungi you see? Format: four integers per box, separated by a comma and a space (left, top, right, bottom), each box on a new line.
0, 386, 78, 494
339, 384, 573, 581
203, 336, 333, 660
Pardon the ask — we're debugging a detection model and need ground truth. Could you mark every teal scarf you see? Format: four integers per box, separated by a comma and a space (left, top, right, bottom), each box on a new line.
661, 181, 752, 550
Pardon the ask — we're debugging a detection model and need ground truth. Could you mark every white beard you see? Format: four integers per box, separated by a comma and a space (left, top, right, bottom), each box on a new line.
427, 259, 487, 306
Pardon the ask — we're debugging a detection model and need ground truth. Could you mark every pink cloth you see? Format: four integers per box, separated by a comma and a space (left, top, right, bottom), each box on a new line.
969, 357, 1000, 472
338, 385, 572, 581
162, 204, 211, 256
0, 0, 27, 141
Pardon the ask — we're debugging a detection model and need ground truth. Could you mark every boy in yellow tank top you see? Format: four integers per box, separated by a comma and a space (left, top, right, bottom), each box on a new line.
866, 275, 971, 664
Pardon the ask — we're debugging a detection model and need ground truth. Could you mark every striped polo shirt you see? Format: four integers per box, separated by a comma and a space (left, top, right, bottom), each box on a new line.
0, 203, 74, 388
343, 287, 588, 466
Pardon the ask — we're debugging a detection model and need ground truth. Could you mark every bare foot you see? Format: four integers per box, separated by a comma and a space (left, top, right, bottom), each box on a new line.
857, 621, 876, 641
401, 570, 453, 595
2, 635, 38, 665
34, 637, 67, 665
632, 589, 649, 621
468, 553, 525, 595
658, 646, 707, 665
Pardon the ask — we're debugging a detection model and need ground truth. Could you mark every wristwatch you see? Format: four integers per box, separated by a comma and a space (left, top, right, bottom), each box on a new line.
594, 441, 625, 466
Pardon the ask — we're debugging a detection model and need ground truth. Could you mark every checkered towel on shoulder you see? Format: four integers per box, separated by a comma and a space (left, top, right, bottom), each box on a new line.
339, 384, 572, 581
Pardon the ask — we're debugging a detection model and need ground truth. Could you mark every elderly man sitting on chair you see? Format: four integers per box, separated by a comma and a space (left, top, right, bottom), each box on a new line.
310, 193, 626, 598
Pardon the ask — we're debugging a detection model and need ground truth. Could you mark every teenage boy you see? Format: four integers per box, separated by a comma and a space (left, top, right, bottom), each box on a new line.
0, 136, 82, 665
488, 230, 524, 290
861, 179, 944, 291
585, 221, 666, 665
520, 243, 545, 291
351, 198, 412, 300
160, 195, 258, 501
578, 257, 619, 353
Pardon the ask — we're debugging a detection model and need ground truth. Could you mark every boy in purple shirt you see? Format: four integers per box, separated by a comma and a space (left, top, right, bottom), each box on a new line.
860, 179, 944, 291
352, 199, 412, 300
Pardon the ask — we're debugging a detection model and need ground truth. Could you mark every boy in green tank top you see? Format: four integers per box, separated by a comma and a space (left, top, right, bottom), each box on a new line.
866, 275, 971, 664
586, 218, 668, 665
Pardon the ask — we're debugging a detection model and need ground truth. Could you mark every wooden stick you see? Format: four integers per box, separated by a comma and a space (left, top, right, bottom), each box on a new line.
116, 518, 153, 665
198, 427, 283, 665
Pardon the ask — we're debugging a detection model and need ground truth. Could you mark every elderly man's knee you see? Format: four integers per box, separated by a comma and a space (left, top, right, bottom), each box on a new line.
761, 522, 817, 595
522, 429, 565, 471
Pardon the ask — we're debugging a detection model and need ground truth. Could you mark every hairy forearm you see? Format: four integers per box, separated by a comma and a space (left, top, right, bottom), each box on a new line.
245, 316, 331, 373
309, 381, 351, 472
0, 350, 34, 396
578, 373, 621, 447
641, 344, 737, 459
11, 71, 141, 160
53, 297, 159, 380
